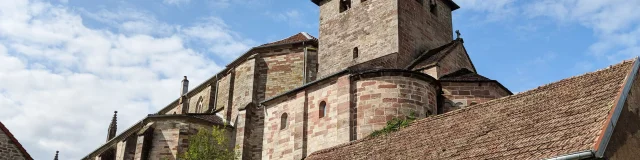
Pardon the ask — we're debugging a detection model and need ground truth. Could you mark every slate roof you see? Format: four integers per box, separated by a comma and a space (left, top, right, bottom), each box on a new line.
406, 39, 466, 70
0, 122, 33, 160
440, 68, 492, 82
307, 59, 637, 160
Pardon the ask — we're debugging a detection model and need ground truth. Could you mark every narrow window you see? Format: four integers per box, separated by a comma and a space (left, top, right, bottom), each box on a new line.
353, 47, 359, 59
340, 0, 352, 13
280, 113, 288, 130
361, 0, 367, 3
430, 0, 438, 15
416, 0, 423, 5
319, 101, 327, 118
195, 97, 204, 113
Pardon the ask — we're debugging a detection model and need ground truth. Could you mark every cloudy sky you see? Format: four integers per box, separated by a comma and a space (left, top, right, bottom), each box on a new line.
0, 0, 639, 159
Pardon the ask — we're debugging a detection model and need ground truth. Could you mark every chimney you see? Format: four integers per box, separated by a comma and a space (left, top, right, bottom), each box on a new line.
107, 111, 117, 141
181, 76, 189, 96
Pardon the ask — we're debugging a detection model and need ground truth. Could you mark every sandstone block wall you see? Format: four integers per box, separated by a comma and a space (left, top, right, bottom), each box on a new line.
262, 75, 352, 160
398, 0, 454, 68
231, 59, 256, 124
318, 0, 399, 77
305, 76, 351, 154
216, 74, 232, 114
605, 69, 640, 159
187, 85, 213, 113
441, 81, 510, 113
0, 129, 27, 160
256, 47, 306, 100
263, 92, 306, 160
354, 75, 437, 139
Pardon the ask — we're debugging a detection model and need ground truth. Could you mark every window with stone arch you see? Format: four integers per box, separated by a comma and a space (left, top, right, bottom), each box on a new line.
319, 101, 327, 118
280, 113, 288, 130
195, 96, 204, 113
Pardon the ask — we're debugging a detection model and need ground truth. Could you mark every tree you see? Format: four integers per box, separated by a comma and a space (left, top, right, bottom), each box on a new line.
181, 125, 237, 160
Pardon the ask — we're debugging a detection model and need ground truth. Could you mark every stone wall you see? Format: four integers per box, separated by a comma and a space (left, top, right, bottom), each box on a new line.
187, 85, 213, 113
0, 129, 27, 160
256, 47, 306, 100
441, 81, 510, 113
317, 0, 399, 77
398, 0, 454, 69
604, 69, 640, 159
216, 74, 232, 118
231, 59, 256, 125
354, 74, 437, 138
262, 93, 306, 160
305, 76, 351, 155
262, 75, 352, 160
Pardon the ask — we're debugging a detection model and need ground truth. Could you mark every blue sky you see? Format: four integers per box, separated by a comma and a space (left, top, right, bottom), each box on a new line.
0, 0, 639, 159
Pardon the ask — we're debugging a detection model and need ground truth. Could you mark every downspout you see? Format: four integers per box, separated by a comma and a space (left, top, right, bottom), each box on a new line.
545, 150, 594, 160
303, 41, 308, 84
213, 75, 219, 112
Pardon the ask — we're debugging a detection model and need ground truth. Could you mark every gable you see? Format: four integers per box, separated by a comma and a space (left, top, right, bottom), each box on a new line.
307, 59, 637, 160
407, 40, 476, 79
0, 122, 32, 160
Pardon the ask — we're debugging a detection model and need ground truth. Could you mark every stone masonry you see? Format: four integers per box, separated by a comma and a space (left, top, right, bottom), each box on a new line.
0, 123, 30, 160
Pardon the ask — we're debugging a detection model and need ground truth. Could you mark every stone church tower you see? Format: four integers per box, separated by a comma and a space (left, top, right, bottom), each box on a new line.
316, 0, 459, 77
83, 1, 513, 160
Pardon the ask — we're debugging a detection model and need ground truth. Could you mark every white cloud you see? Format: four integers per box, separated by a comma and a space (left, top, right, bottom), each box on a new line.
523, 0, 640, 61
181, 17, 255, 58
0, 0, 254, 159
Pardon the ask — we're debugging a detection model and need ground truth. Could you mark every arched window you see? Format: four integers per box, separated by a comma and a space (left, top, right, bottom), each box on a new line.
319, 101, 327, 118
353, 47, 359, 59
195, 96, 204, 113
280, 113, 288, 130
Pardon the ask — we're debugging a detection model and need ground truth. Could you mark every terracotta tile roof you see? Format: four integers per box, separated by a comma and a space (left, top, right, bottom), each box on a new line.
406, 40, 461, 70
259, 32, 316, 47
0, 122, 33, 160
440, 68, 491, 82
307, 59, 636, 160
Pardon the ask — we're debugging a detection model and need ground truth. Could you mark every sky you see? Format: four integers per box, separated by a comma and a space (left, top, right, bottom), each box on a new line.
0, 0, 639, 159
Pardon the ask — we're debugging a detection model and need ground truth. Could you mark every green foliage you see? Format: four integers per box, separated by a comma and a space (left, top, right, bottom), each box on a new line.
369, 112, 417, 137
181, 125, 238, 160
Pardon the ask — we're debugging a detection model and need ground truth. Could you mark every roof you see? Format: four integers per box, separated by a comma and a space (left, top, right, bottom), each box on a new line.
259, 32, 316, 47
406, 39, 468, 70
157, 32, 317, 114
307, 59, 637, 160
440, 68, 491, 82
0, 122, 33, 160
310, 0, 460, 11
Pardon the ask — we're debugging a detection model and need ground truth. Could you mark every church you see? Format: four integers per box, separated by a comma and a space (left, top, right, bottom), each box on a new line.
83, 0, 640, 159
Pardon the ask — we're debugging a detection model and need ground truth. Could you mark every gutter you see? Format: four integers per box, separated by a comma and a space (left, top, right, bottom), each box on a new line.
545, 150, 595, 160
